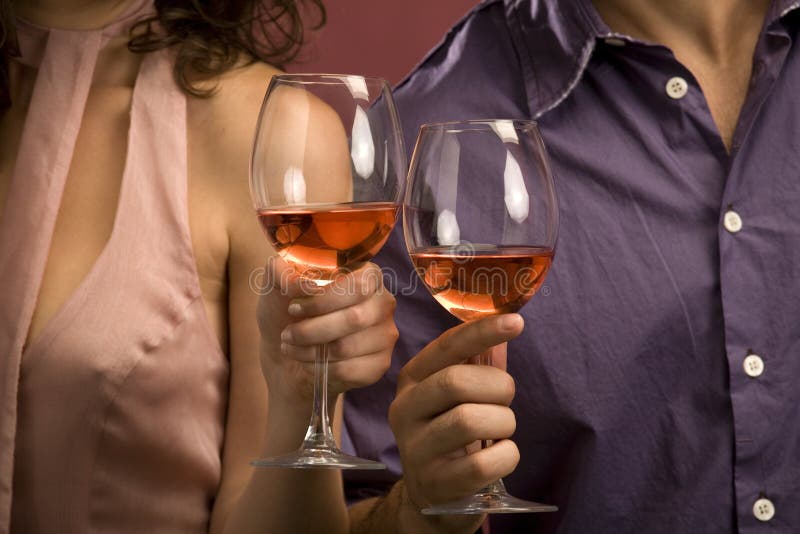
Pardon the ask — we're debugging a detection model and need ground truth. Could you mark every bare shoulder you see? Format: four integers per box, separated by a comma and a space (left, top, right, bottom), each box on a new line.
187, 63, 351, 246
187, 60, 282, 193
185, 62, 280, 357
186, 61, 281, 262
190, 61, 282, 159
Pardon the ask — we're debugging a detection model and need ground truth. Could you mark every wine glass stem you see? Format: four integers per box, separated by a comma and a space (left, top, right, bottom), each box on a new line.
478, 347, 494, 455
477, 348, 506, 496
301, 343, 337, 450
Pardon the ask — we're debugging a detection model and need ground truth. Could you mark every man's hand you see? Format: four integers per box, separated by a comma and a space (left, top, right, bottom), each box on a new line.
387, 314, 524, 532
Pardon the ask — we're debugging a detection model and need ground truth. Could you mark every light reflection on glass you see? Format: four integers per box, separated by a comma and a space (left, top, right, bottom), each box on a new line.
283, 166, 307, 204
436, 208, 460, 245
503, 151, 529, 223
491, 120, 520, 144
342, 75, 369, 101
351, 105, 376, 179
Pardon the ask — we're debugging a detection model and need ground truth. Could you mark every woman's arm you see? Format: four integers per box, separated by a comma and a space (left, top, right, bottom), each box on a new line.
189, 62, 397, 534
220, 256, 395, 534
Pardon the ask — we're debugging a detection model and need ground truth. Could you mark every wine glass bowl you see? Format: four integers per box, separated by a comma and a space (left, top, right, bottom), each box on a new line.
404, 119, 559, 512
408, 245, 553, 321
252, 74, 405, 283
250, 74, 405, 469
257, 201, 399, 284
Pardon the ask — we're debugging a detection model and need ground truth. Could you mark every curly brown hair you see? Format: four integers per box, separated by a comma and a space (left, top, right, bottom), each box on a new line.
0, 0, 325, 110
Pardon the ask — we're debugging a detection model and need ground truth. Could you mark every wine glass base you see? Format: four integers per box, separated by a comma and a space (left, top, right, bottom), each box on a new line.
421, 491, 557, 515
251, 447, 386, 470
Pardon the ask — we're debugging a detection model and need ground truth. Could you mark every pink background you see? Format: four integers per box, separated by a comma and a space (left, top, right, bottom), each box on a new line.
290, 0, 479, 85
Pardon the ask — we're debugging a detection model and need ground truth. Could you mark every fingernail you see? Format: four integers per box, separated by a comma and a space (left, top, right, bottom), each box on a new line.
499, 314, 522, 332
287, 302, 302, 316
280, 328, 293, 343
280, 342, 289, 354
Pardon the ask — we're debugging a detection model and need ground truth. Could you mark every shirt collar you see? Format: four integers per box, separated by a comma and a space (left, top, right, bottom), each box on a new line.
504, 0, 608, 118
506, 0, 800, 119
770, 0, 800, 24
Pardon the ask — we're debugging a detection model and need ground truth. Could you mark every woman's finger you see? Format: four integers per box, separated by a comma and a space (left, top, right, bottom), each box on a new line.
281, 290, 396, 346
326, 320, 399, 361
295, 351, 392, 390
326, 351, 393, 390
281, 319, 398, 362
287, 263, 384, 318
263, 255, 325, 299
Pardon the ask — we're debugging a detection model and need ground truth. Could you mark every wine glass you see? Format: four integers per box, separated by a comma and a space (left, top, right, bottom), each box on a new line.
404, 119, 559, 512
250, 74, 406, 469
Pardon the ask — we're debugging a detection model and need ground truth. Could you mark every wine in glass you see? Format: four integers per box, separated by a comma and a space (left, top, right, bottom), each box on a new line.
404, 119, 559, 512
250, 74, 405, 469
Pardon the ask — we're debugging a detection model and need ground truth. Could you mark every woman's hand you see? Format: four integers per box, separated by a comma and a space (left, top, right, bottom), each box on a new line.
387, 314, 524, 533
257, 257, 398, 410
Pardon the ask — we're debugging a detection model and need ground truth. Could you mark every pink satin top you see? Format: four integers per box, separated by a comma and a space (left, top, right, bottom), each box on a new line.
0, 2, 229, 532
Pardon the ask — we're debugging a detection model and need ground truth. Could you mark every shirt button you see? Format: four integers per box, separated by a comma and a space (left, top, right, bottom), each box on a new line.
666, 77, 688, 99
753, 498, 775, 522
604, 37, 626, 47
723, 210, 743, 233
743, 353, 764, 377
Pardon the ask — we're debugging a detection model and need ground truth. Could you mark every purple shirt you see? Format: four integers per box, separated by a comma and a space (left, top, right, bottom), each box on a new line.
343, 1, 800, 532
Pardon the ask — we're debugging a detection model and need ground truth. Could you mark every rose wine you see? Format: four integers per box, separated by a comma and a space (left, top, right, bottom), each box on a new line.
258, 201, 399, 280
409, 246, 553, 321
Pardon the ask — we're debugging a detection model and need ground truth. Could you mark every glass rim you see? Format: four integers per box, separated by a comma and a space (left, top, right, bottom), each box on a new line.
271, 73, 391, 88
418, 118, 540, 133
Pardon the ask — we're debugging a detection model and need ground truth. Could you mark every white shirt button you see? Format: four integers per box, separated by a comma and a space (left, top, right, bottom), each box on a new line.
604, 37, 626, 47
753, 498, 775, 522
743, 353, 764, 377
666, 77, 689, 99
724, 210, 743, 233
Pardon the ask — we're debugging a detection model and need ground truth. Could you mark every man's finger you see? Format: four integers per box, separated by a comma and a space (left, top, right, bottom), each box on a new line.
411, 403, 517, 460
402, 314, 524, 384
466, 343, 508, 371
396, 364, 515, 421
281, 291, 395, 346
